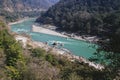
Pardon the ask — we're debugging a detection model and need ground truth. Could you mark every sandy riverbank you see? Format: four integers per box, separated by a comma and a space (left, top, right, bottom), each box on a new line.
8, 18, 36, 25
8, 18, 99, 43
32, 24, 99, 42
32, 25, 68, 38
8, 18, 28, 25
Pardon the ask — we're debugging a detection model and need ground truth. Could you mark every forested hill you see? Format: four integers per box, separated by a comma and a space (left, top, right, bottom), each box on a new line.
36, 1, 120, 78
36, 0, 120, 37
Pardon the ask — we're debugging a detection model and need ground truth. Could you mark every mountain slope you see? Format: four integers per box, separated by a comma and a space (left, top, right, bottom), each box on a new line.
36, 0, 120, 78
0, 0, 59, 22
36, 0, 120, 36
0, 0, 59, 12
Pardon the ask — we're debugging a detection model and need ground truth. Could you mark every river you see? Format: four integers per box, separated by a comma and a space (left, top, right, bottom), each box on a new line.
11, 18, 97, 58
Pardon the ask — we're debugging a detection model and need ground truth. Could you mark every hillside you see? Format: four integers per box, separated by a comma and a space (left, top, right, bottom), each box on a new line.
36, 0, 120, 37
0, 0, 59, 22
0, 0, 59, 12
36, 1, 120, 78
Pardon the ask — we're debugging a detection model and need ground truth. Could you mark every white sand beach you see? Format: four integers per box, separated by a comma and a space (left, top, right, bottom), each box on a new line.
32, 25, 68, 38
32, 24, 99, 42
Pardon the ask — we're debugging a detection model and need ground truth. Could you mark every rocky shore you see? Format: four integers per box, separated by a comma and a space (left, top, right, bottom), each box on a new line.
15, 35, 104, 70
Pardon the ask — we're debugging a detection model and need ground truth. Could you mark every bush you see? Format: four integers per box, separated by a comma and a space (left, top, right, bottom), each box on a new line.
31, 48, 45, 58
45, 54, 58, 66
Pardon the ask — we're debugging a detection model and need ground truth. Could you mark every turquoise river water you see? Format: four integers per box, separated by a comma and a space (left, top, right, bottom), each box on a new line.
11, 19, 97, 58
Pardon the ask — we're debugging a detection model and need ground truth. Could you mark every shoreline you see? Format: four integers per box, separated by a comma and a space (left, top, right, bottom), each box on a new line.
14, 35, 104, 70
8, 18, 29, 25
8, 17, 36, 25
32, 24, 99, 43
32, 25, 68, 38
8, 18, 99, 43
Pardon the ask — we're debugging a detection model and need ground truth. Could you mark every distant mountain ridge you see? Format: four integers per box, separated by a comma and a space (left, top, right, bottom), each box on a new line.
0, 0, 59, 22
0, 0, 59, 12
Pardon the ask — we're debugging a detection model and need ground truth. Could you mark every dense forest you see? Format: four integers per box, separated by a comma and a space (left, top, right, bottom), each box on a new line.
36, 0, 120, 37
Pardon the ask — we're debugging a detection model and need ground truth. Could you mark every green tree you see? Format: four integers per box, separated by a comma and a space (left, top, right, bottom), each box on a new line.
31, 48, 45, 58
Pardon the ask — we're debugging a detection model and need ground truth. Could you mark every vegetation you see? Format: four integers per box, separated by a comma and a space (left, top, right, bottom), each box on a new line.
92, 12, 120, 79
0, 20, 26, 80
0, 0, 120, 79
0, 19, 113, 80
36, 0, 120, 37
36, 0, 120, 79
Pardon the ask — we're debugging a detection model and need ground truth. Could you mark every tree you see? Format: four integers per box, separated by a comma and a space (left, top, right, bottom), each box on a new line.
91, 12, 120, 79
